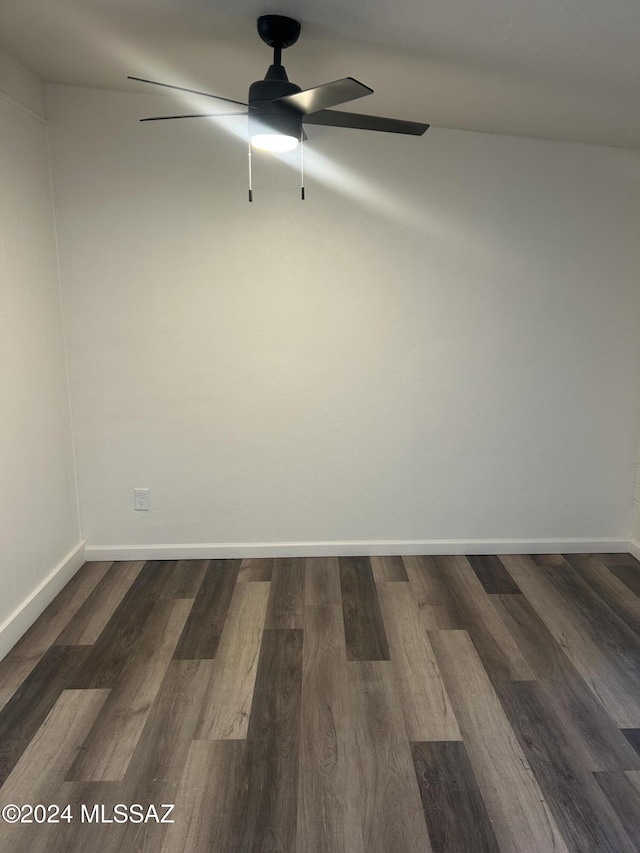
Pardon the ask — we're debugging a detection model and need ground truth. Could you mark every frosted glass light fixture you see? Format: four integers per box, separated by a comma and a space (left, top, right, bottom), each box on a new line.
250, 132, 299, 152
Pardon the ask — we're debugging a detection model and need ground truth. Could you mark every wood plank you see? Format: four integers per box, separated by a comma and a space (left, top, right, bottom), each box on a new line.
247, 629, 303, 742
87, 659, 216, 853
594, 772, 640, 849
125, 559, 189, 600
0, 692, 110, 852
304, 556, 343, 609
402, 555, 461, 629
64, 558, 194, 690
608, 565, 640, 599
238, 629, 303, 852
0, 645, 91, 786
265, 557, 305, 629
339, 556, 390, 661
492, 593, 640, 771
370, 555, 409, 582
622, 729, 640, 757
172, 559, 240, 660
65, 589, 157, 691
160, 559, 207, 599
66, 598, 193, 781
599, 553, 640, 568
345, 661, 434, 853
595, 554, 640, 598
0, 784, 125, 853
0, 689, 108, 801
466, 554, 521, 594
563, 553, 640, 636
297, 557, 365, 853
238, 558, 274, 582
409, 556, 533, 681
501, 554, 640, 726
160, 740, 245, 853
31, 781, 124, 853
376, 582, 461, 741
125, 658, 214, 787
497, 680, 636, 852
0, 562, 111, 711
34, 658, 211, 853
195, 582, 270, 740
411, 740, 500, 853
429, 629, 569, 853
55, 561, 144, 645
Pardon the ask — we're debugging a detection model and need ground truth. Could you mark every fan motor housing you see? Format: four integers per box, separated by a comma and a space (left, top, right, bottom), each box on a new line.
248, 76, 302, 141
248, 77, 301, 104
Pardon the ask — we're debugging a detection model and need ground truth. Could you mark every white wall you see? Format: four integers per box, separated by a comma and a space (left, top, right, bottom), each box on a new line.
46, 84, 640, 554
0, 61, 82, 656
0, 47, 45, 116
633, 441, 640, 550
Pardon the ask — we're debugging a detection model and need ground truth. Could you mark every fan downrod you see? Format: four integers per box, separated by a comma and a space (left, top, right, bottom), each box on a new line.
257, 15, 301, 50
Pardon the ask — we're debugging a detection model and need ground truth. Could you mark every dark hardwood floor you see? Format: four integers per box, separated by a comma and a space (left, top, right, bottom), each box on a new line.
0, 552, 639, 852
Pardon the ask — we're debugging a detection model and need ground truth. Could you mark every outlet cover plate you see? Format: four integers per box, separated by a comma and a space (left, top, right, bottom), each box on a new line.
134, 488, 150, 511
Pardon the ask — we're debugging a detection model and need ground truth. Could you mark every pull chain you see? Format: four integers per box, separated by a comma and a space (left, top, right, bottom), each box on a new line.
248, 140, 253, 202
300, 129, 305, 201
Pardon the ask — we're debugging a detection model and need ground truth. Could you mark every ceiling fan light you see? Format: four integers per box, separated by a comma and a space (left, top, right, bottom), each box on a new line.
251, 133, 299, 152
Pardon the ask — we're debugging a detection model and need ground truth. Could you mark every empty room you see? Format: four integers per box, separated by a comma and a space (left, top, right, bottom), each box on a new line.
1, 1, 640, 851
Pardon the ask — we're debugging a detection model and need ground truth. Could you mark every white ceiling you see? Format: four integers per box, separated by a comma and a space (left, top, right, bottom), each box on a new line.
1, 0, 639, 149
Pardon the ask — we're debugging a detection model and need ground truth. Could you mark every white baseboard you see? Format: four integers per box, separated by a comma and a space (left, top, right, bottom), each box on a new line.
85, 538, 629, 562
629, 539, 640, 562
0, 540, 86, 662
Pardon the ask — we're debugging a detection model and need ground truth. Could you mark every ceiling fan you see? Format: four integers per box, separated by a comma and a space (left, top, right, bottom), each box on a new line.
129, 14, 429, 200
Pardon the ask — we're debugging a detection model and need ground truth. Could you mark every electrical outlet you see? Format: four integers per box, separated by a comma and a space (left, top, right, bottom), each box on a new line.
134, 488, 150, 511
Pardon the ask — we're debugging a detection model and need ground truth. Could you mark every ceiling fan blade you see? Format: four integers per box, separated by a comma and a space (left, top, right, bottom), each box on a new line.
303, 109, 429, 136
274, 77, 373, 115
140, 112, 248, 122
128, 76, 247, 107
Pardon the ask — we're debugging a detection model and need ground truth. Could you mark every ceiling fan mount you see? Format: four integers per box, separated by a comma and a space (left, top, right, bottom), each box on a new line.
256, 14, 301, 51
